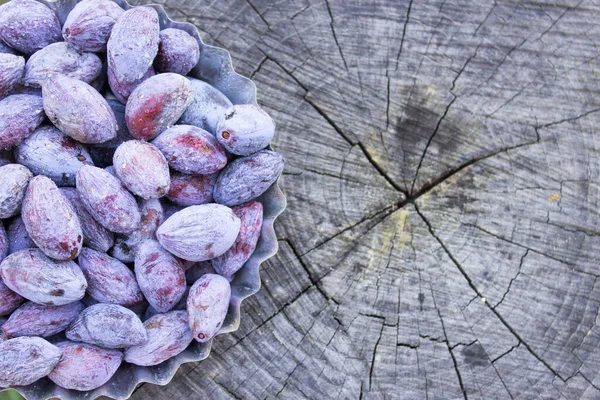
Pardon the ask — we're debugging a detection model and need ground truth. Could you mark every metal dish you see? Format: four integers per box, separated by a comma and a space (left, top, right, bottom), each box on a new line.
2, 0, 286, 398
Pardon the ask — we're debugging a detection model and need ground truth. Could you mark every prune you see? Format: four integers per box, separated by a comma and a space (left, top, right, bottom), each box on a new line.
77, 247, 143, 306
107, 64, 155, 104
213, 150, 284, 206
0, 164, 32, 218
0, 249, 87, 306
0, 94, 45, 149
110, 198, 164, 263
156, 204, 240, 261
24, 43, 102, 89
0, 54, 24, 97
179, 78, 233, 135
113, 140, 170, 199
6, 216, 37, 254
76, 165, 141, 234
167, 172, 216, 206
124, 310, 192, 366
212, 201, 263, 278
0, 279, 23, 317
107, 7, 160, 103
0, 336, 62, 386
66, 303, 147, 349
2, 301, 84, 338
88, 99, 134, 168
185, 261, 217, 284
42, 74, 117, 144
125, 73, 192, 140
22, 175, 83, 260
152, 124, 227, 174
16, 126, 94, 187
154, 28, 200, 75
135, 240, 186, 313
62, 0, 125, 52
216, 104, 276, 156
60, 188, 114, 252
0, 0, 61, 55
187, 274, 231, 343
48, 341, 122, 391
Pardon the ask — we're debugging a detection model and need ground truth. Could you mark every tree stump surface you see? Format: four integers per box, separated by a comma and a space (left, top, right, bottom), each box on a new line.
130, 0, 600, 398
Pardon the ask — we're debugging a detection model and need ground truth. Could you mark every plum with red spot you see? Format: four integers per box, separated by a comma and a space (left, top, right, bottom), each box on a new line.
152, 124, 227, 175
167, 172, 216, 206
125, 73, 191, 140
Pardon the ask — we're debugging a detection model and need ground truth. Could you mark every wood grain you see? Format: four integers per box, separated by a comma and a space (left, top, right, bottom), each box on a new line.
129, 0, 600, 398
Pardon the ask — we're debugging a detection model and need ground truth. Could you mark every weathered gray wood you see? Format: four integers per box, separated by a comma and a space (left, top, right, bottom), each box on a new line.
129, 0, 600, 398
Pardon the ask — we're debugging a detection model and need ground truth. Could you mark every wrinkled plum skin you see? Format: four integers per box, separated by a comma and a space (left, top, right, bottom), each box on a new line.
42, 74, 117, 144
187, 274, 231, 342
24, 42, 102, 88
0, 0, 61, 55
124, 311, 193, 366
107, 7, 160, 103
167, 172, 216, 206
154, 28, 200, 75
135, 240, 186, 313
2, 301, 84, 338
60, 188, 114, 252
214, 150, 285, 206
0, 54, 25, 98
216, 104, 276, 156
113, 140, 171, 199
62, 0, 125, 52
16, 126, 94, 187
125, 73, 192, 140
0, 336, 62, 387
76, 165, 141, 234
77, 247, 143, 306
22, 175, 83, 261
156, 204, 241, 262
212, 201, 263, 278
152, 124, 227, 175
66, 303, 147, 349
48, 341, 123, 391
0, 164, 32, 219
179, 78, 233, 135
0, 249, 87, 306
0, 94, 45, 149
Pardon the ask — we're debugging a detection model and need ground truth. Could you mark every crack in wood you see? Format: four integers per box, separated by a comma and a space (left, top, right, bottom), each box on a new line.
323, 0, 348, 72
244, 0, 271, 29
436, 309, 468, 400
410, 44, 482, 194
368, 322, 385, 390
492, 249, 528, 309
415, 204, 567, 381
491, 343, 520, 364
